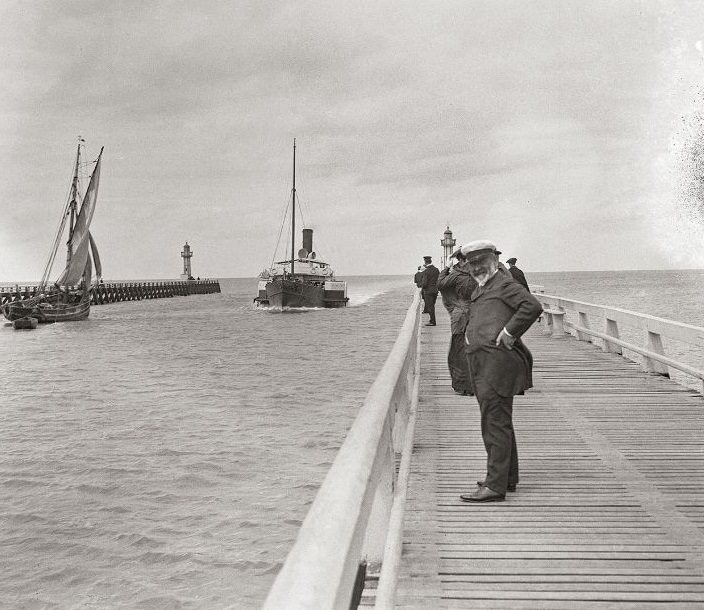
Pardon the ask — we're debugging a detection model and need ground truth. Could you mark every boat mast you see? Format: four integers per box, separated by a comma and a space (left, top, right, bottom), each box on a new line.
66, 137, 82, 266
291, 138, 296, 277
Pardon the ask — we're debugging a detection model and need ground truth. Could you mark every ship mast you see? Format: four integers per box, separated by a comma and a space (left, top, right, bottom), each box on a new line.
291, 138, 296, 277
66, 138, 82, 266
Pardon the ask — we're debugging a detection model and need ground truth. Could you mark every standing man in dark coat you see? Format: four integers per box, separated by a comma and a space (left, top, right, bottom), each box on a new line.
438, 249, 477, 395
420, 256, 439, 326
507, 257, 530, 291
459, 240, 542, 503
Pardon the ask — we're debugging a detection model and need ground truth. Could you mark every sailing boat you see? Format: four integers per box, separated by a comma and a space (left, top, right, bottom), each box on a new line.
254, 140, 348, 309
2, 141, 104, 323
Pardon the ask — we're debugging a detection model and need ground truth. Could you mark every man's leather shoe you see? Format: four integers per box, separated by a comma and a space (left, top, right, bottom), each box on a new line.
477, 480, 517, 492
460, 486, 505, 502
425, 322, 436, 326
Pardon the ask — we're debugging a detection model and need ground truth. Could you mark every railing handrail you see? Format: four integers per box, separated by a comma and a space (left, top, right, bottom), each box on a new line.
535, 292, 704, 391
568, 322, 704, 381
538, 293, 704, 347
263, 292, 422, 610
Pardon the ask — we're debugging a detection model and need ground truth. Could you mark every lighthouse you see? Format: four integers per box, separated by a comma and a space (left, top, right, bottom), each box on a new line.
440, 226, 456, 269
181, 242, 194, 280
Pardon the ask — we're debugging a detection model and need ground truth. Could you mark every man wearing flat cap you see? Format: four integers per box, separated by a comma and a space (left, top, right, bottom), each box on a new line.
506, 257, 530, 291
420, 256, 439, 326
459, 240, 542, 503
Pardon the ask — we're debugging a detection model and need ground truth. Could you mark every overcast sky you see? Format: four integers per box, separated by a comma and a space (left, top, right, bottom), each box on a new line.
1, 1, 704, 281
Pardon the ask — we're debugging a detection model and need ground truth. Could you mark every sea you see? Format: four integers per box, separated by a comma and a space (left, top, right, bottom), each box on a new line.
1, 270, 702, 609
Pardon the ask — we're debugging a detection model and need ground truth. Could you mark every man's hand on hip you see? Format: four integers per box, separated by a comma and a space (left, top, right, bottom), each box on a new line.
495, 328, 515, 350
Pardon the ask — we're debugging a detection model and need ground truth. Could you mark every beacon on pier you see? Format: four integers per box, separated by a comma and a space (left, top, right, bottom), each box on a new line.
181, 242, 194, 280
440, 226, 456, 269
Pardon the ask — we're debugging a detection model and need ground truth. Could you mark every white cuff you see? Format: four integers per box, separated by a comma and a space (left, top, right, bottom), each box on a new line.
502, 327, 513, 338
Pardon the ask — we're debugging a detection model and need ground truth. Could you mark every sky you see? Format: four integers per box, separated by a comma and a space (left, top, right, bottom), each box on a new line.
1, 0, 704, 281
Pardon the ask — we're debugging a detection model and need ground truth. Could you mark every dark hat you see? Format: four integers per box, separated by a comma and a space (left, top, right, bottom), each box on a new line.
423, 256, 432, 262
506, 257, 517, 265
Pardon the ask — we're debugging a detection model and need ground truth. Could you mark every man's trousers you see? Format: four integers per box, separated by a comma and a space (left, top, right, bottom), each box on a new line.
473, 377, 519, 495
422, 291, 437, 324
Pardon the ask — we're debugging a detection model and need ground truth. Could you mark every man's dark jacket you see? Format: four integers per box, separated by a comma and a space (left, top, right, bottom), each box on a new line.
465, 272, 542, 397
508, 265, 530, 291
437, 265, 477, 334
420, 264, 439, 294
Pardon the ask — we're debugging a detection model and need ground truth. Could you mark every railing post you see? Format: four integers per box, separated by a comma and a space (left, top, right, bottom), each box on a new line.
577, 312, 591, 343
542, 307, 553, 333
362, 422, 395, 572
645, 331, 670, 376
550, 308, 566, 339
604, 318, 622, 354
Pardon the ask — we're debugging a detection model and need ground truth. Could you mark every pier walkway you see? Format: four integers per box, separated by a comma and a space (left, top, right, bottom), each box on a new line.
264, 293, 704, 610
390, 310, 704, 608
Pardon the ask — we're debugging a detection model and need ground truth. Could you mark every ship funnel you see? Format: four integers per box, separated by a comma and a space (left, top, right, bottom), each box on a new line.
302, 228, 313, 254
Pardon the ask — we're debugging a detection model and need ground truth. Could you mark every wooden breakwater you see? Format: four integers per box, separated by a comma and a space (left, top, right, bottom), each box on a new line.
0, 279, 220, 307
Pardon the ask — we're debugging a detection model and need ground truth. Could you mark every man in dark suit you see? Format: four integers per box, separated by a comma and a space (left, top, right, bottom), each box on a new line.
420, 255, 439, 326
507, 257, 530, 291
459, 240, 542, 503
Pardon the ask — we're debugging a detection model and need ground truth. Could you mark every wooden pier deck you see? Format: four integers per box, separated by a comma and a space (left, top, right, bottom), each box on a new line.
393, 308, 704, 608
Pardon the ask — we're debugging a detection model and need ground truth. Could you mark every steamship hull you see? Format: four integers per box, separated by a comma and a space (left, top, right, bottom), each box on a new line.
257, 277, 349, 309
266, 278, 325, 309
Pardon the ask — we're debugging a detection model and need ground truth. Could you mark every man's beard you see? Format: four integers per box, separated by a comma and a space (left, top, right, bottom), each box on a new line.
470, 261, 498, 285
472, 271, 490, 284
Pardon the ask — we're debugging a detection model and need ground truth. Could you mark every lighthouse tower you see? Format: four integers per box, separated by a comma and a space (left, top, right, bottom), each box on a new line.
440, 226, 456, 269
181, 242, 194, 280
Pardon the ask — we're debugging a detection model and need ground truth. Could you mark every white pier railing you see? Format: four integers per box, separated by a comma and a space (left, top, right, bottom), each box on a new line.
263, 292, 422, 610
535, 293, 704, 393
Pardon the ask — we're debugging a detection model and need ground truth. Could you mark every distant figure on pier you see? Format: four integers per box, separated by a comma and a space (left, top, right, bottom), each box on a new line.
414, 266, 423, 288
420, 256, 439, 326
506, 258, 530, 291
438, 248, 477, 395
495, 249, 510, 276
459, 240, 542, 503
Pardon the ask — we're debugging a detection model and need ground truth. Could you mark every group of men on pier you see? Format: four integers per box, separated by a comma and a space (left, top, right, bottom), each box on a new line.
414, 244, 542, 503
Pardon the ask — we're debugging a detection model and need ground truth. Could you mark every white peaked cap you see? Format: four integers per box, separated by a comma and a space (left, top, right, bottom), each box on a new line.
460, 240, 498, 258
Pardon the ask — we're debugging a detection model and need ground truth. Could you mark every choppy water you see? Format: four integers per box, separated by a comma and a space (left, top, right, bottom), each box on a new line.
1, 270, 702, 609
1, 276, 414, 609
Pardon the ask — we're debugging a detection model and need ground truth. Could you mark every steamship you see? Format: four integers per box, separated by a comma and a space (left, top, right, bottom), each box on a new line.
254, 141, 348, 309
